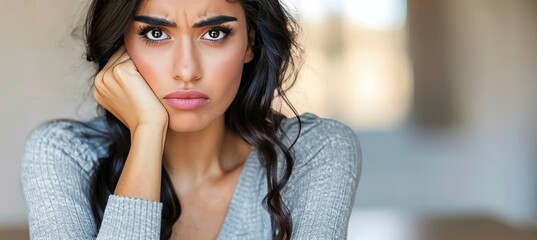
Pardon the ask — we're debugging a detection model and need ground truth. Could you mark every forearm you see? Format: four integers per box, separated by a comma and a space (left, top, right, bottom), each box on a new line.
114, 123, 167, 202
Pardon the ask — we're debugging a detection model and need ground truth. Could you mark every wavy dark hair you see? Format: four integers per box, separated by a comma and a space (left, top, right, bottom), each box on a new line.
85, 0, 302, 239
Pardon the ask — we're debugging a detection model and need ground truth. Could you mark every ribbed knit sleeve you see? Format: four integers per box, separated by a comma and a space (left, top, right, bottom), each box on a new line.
21, 121, 163, 239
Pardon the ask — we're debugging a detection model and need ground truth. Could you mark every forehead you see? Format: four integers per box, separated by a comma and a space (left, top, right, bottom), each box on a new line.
138, 0, 244, 19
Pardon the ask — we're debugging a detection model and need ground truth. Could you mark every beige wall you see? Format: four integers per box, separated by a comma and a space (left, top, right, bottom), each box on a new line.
444, 0, 537, 224
0, 0, 93, 226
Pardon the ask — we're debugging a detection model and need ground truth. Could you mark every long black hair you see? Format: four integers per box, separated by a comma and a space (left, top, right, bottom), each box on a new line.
84, 0, 302, 239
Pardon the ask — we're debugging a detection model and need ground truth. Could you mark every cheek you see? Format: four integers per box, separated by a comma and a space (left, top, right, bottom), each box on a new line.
206, 55, 243, 109
204, 47, 246, 94
125, 41, 170, 92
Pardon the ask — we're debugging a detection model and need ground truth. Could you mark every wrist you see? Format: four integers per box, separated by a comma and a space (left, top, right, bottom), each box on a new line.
131, 121, 168, 144
134, 110, 169, 131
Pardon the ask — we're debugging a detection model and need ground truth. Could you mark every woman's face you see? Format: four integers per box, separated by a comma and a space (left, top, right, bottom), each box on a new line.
124, 0, 253, 132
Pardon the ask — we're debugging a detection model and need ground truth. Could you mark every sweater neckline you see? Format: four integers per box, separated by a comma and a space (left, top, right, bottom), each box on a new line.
216, 146, 259, 238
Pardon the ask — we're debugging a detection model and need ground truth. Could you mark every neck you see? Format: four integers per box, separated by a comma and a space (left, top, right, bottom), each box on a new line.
163, 116, 251, 190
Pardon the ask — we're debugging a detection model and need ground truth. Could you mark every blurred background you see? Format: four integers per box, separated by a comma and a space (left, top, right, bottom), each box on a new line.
1, 0, 536, 239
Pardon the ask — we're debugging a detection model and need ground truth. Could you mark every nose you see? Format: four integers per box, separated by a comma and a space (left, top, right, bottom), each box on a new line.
172, 38, 202, 82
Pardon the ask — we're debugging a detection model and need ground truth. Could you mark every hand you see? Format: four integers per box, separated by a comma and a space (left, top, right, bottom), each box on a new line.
93, 46, 168, 131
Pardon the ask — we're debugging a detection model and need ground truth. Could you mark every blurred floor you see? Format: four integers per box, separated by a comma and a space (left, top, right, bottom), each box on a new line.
0, 228, 28, 240
3, 212, 535, 240
422, 216, 537, 240
348, 210, 537, 240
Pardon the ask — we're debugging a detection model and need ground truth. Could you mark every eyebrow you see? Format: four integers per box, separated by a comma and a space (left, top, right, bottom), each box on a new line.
193, 16, 238, 27
133, 15, 238, 28
133, 16, 177, 27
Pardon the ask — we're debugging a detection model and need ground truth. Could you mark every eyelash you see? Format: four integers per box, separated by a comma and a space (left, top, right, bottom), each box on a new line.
136, 25, 235, 45
205, 25, 235, 44
137, 26, 166, 45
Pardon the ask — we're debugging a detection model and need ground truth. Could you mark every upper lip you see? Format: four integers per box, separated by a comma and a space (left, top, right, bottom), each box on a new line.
164, 89, 209, 99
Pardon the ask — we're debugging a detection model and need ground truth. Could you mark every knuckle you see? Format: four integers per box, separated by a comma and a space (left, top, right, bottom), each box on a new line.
93, 80, 102, 91
101, 70, 116, 87
112, 65, 125, 78
93, 73, 103, 85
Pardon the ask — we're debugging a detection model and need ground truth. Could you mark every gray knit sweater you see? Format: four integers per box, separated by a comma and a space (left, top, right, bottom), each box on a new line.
21, 113, 361, 239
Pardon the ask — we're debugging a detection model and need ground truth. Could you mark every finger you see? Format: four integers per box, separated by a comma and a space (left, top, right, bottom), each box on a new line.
93, 85, 112, 109
101, 45, 127, 72
103, 49, 132, 82
114, 50, 132, 66
95, 46, 126, 86
93, 87, 102, 105
94, 74, 120, 106
93, 88, 111, 114
94, 89, 127, 126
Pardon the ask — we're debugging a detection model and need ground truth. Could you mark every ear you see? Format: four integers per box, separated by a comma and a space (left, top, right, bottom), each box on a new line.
244, 29, 255, 63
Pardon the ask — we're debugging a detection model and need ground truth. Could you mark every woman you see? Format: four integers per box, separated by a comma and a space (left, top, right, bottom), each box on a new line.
21, 0, 361, 239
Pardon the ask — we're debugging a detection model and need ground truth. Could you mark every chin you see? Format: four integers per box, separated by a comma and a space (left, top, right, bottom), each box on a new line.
166, 110, 224, 133
167, 113, 207, 132
168, 122, 205, 133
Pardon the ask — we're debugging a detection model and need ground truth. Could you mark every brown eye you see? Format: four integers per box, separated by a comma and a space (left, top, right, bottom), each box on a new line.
145, 28, 169, 41
208, 30, 220, 39
152, 29, 163, 38
201, 28, 229, 41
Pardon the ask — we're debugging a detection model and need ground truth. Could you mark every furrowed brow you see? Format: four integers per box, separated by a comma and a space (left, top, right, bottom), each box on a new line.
133, 16, 177, 27
193, 16, 238, 28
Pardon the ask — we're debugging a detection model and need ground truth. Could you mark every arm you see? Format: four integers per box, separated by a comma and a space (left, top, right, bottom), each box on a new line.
287, 121, 362, 240
98, 123, 167, 239
21, 121, 163, 239
93, 46, 168, 203
22, 48, 168, 239
92, 45, 168, 238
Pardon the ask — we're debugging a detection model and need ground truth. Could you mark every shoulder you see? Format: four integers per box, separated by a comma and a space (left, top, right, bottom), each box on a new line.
280, 113, 362, 170
22, 117, 110, 174
21, 117, 112, 238
281, 112, 359, 144
278, 113, 362, 235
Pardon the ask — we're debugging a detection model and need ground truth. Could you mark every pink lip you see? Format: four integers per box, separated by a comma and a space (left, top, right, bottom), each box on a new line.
164, 90, 209, 110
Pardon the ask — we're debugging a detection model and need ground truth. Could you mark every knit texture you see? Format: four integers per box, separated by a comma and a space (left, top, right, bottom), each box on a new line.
21, 113, 361, 239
